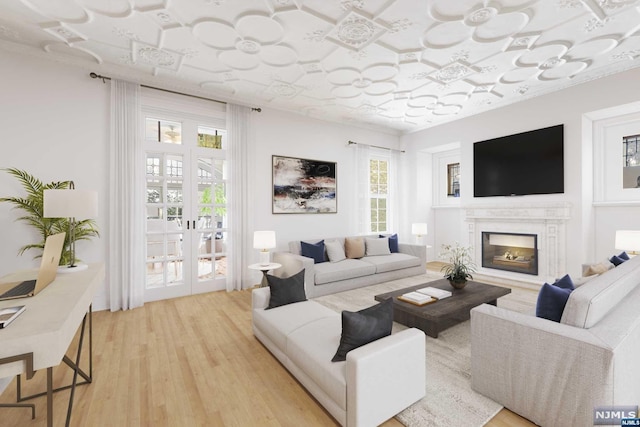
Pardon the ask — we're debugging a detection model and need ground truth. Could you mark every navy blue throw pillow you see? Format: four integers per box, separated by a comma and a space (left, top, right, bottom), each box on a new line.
536, 283, 572, 322
379, 234, 399, 253
332, 298, 393, 362
609, 255, 626, 266
301, 240, 325, 264
554, 274, 575, 290
619, 251, 630, 261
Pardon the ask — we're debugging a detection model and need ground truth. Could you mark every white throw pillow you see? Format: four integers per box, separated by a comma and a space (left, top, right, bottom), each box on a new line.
365, 237, 391, 256
325, 239, 346, 263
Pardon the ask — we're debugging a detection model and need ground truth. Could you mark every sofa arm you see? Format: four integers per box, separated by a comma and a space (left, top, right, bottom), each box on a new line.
398, 243, 426, 266
272, 251, 315, 295
252, 287, 270, 310
471, 304, 613, 427
346, 328, 426, 427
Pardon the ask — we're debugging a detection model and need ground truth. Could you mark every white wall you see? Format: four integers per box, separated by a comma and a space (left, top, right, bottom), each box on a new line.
0, 52, 110, 306
401, 67, 640, 277
251, 108, 400, 255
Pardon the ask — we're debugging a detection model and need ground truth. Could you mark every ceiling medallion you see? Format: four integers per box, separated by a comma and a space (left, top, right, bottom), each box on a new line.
540, 57, 565, 69
466, 7, 498, 25
137, 47, 176, 66
237, 40, 260, 53
599, 0, 637, 9
352, 78, 372, 88
433, 63, 475, 84
338, 16, 376, 47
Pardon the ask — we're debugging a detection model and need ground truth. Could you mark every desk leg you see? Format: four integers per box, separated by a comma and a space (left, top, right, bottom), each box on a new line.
47, 367, 53, 427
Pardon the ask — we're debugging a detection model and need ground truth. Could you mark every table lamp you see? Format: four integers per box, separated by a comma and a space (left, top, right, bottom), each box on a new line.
44, 182, 98, 272
615, 230, 640, 256
254, 230, 276, 266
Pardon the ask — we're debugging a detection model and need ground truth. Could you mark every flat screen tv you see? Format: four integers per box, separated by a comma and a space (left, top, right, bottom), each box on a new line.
473, 124, 564, 197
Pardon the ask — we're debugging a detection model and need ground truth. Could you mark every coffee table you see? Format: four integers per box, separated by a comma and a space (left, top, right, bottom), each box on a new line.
374, 278, 511, 338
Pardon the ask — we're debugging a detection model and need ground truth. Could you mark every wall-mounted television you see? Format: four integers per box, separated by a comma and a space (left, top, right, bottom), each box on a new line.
473, 124, 564, 197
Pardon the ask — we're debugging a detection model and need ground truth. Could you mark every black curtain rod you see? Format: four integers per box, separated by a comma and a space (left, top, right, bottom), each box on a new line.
348, 140, 405, 153
89, 72, 262, 112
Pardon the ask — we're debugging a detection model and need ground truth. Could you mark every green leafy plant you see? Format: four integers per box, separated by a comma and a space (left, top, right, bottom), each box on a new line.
440, 242, 476, 283
0, 168, 99, 265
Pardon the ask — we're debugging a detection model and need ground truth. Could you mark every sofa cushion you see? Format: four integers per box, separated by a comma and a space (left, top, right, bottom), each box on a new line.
253, 300, 337, 351
332, 298, 393, 362
267, 269, 307, 309
361, 253, 421, 273
314, 259, 376, 285
562, 255, 640, 328
380, 233, 399, 253
536, 282, 572, 322
325, 239, 346, 263
302, 240, 326, 264
365, 237, 391, 256
345, 237, 365, 259
286, 316, 347, 410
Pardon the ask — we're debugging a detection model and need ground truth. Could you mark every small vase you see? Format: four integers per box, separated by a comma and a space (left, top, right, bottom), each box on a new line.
448, 279, 467, 290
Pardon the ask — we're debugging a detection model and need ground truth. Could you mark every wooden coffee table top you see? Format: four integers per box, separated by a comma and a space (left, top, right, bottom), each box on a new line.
374, 278, 511, 320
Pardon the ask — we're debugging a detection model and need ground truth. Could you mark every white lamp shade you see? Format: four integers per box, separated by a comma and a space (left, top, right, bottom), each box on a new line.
44, 189, 98, 219
615, 230, 640, 252
253, 230, 276, 250
411, 223, 428, 236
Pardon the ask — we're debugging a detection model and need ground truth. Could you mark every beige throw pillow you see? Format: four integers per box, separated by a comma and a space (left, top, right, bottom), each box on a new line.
584, 260, 614, 277
345, 237, 365, 259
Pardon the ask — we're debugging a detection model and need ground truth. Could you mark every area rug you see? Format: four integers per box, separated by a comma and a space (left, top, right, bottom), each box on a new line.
313, 273, 528, 427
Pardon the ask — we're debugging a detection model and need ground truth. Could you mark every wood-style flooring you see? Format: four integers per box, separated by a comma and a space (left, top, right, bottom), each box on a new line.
0, 264, 538, 426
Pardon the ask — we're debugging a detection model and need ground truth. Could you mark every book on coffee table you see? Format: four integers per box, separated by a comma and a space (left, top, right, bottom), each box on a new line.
0, 305, 26, 329
416, 287, 452, 300
398, 291, 436, 306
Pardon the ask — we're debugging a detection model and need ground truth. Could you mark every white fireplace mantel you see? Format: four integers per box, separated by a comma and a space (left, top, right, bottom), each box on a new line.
463, 202, 571, 287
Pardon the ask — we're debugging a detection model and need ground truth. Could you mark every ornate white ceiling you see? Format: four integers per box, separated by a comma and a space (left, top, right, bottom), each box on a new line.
1, 0, 639, 133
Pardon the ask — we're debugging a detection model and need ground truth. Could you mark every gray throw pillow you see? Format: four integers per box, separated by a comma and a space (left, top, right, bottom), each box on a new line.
365, 237, 391, 256
325, 239, 346, 263
331, 298, 393, 362
266, 269, 306, 309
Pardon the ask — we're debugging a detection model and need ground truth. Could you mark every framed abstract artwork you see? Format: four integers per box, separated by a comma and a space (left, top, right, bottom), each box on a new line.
272, 155, 337, 214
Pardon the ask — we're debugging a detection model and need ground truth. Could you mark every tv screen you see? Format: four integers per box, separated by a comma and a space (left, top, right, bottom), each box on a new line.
473, 124, 564, 197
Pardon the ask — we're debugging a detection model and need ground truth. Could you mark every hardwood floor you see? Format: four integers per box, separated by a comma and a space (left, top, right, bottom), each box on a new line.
0, 270, 538, 426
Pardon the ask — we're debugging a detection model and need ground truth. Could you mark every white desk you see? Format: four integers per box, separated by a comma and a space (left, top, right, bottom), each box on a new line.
0, 262, 104, 426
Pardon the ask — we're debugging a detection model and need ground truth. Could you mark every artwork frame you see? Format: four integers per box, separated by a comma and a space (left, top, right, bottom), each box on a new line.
272, 155, 337, 214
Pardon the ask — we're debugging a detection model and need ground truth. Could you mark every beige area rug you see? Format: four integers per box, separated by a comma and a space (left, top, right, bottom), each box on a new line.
314, 273, 535, 427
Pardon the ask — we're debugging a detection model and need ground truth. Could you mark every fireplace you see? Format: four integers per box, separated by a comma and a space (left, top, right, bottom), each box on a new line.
481, 232, 538, 276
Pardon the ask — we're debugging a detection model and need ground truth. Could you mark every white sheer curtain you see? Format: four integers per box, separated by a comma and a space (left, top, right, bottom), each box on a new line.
226, 103, 252, 291
109, 79, 144, 311
388, 148, 402, 233
355, 143, 371, 235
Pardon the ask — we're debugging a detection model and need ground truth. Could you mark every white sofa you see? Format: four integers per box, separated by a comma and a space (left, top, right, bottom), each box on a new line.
273, 236, 426, 298
470, 254, 640, 427
252, 287, 426, 427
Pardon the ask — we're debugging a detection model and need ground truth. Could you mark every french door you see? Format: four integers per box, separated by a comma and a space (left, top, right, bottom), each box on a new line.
143, 113, 228, 302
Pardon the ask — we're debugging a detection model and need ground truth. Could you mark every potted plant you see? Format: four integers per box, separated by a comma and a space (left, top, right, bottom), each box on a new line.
440, 242, 476, 289
0, 168, 99, 265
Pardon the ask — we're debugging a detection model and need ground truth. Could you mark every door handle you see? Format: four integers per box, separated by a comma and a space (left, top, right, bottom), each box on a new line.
192, 220, 196, 230
186, 220, 189, 230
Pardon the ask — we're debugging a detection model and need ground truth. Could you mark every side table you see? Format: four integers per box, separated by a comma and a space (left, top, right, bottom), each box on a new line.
248, 262, 282, 287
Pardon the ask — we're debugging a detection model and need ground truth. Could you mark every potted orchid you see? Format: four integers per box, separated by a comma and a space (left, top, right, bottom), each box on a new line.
440, 242, 476, 289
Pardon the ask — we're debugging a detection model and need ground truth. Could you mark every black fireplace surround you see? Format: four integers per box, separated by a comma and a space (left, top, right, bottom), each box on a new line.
481, 232, 538, 276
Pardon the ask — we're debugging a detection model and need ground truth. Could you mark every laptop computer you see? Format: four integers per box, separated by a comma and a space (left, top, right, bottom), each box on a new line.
0, 232, 66, 301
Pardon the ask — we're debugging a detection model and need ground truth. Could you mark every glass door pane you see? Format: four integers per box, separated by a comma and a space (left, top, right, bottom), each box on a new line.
145, 152, 188, 299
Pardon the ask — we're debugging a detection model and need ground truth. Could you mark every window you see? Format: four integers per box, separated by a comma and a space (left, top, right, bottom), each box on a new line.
623, 134, 640, 167
369, 158, 388, 233
447, 163, 460, 197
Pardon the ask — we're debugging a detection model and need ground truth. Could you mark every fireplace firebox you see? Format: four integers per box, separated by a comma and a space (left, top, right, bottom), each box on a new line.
481, 232, 538, 276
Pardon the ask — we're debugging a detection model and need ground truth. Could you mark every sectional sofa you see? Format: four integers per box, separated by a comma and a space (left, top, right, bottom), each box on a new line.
471, 254, 640, 426
251, 286, 426, 427
273, 236, 426, 298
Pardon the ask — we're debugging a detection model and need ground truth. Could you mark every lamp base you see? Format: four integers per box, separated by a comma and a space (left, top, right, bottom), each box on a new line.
57, 263, 89, 274
259, 251, 271, 266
